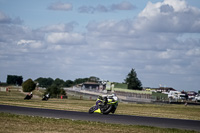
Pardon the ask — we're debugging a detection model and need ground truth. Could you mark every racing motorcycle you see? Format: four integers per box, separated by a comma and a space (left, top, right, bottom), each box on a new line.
42, 93, 50, 101
24, 92, 33, 100
88, 94, 118, 115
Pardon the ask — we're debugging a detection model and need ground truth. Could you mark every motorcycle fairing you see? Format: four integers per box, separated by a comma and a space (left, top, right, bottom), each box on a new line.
94, 108, 101, 113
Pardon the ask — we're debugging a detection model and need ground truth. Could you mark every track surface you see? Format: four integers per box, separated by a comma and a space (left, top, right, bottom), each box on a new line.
0, 104, 200, 131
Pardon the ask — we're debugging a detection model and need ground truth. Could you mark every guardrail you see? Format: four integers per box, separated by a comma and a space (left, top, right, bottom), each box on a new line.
65, 88, 153, 103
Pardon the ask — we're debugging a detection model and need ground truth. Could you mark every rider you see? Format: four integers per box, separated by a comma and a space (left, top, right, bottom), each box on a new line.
96, 95, 108, 110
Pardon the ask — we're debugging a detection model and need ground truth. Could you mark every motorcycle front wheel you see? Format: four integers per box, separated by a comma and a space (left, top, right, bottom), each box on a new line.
88, 106, 96, 114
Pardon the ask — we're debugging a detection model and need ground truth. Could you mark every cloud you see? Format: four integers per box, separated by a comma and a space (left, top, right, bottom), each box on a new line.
48, 2, 73, 11
0, 0, 200, 91
111, 1, 135, 10
135, 0, 200, 32
0, 11, 11, 23
17, 40, 45, 49
78, 6, 94, 14
186, 48, 200, 56
39, 22, 77, 32
78, 1, 135, 13
0, 11, 23, 24
78, 5, 109, 13
46, 32, 85, 44
160, 4, 174, 13
86, 20, 133, 37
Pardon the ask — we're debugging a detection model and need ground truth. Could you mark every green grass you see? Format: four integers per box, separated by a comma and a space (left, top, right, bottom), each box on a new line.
0, 112, 198, 133
117, 103, 200, 120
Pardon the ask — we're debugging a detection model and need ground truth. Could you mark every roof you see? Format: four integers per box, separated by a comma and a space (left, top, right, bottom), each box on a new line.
82, 82, 100, 85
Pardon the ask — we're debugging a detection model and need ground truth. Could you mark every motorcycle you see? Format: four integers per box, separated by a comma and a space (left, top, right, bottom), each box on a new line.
24, 92, 33, 100
42, 93, 50, 101
88, 94, 118, 115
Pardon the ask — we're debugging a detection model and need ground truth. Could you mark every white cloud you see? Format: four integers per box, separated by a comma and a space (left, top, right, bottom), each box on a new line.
78, 1, 135, 13
158, 49, 172, 59
86, 20, 133, 37
17, 39, 45, 49
0, 11, 23, 24
40, 23, 76, 32
17, 40, 35, 45
47, 44, 62, 51
163, 0, 187, 12
136, 0, 200, 32
111, 1, 135, 10
0, 11, 11, 23
46, 32, 84, 44
186, 48, 200, 56
157, 49, 183, 59
48, 2, 73, 11
0, 0, 200, 91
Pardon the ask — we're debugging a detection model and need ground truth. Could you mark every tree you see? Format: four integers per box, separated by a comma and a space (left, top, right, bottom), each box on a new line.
124, 68, 142, 90
64, 80, 74, 87
44, 78, 66, 98
16, 76, 23, 85
45, 84, 66, 98
89, 76, 100, 82
34, 77, 54, 88
46, 84, 59, 98
60, 88, 66, 95
52, 78, 65, 88
74, 78, 89, 85
7, 75, 23, 86
22, 79, 36, 92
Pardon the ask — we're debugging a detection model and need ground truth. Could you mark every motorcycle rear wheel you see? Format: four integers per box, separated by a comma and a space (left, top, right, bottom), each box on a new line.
102, 104, 113, 115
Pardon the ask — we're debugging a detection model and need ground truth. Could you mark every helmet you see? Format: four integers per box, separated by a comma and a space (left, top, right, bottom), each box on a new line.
98, 95, 103, 100
112, 94, 116, 96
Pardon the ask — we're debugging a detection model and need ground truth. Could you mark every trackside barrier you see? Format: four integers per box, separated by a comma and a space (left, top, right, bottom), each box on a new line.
151, 92, 168, 102
65, 88, 153, 103
114, 91, 152, 103
0, 87, 7, 92
66, 89, 98, 100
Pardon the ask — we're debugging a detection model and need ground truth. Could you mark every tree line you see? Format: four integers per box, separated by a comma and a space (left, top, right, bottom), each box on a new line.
6, 75, 23, 86
6, 69, 142, 97
24, 76, 100, 98
6, 75, 102, 98
34, 76, 100, 88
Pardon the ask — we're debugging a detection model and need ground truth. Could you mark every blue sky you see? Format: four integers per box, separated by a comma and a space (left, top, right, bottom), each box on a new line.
0, 0, 200, 91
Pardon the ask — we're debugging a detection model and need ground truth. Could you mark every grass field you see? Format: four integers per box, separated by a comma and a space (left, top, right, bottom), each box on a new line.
0, 86, 200, 133
0, 112, 199, 133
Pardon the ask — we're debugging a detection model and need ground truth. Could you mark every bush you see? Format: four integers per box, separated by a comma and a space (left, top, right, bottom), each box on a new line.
46, 84, 60, 98
45, 84, 66, 98
22, 79, 36, 92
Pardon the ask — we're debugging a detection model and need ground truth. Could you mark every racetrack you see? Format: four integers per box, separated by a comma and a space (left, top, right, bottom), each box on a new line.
0, 104, 200, 131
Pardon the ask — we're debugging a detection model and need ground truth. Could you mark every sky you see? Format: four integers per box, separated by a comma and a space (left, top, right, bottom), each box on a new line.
0, 0, 200, 91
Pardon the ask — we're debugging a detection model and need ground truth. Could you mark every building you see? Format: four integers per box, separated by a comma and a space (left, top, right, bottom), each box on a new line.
81, 82, 106, 90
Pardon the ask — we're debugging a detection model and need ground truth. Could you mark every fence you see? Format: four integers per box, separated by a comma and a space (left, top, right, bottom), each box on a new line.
65, 87, 174, 103
114, 90, 152, 103
0, 87, 7, 92
151, 92, 168, 102
66, 89, 98, 100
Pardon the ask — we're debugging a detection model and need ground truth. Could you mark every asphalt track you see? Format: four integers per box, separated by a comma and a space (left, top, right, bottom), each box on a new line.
0, 104, 200, 131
